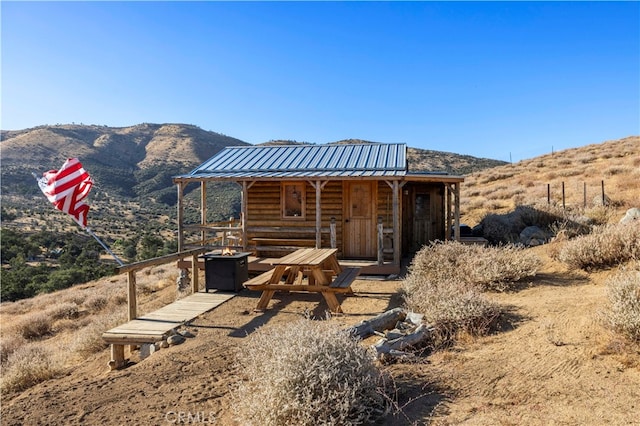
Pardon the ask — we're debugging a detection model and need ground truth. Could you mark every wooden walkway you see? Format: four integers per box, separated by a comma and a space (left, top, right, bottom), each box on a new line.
103, 291, 236, 369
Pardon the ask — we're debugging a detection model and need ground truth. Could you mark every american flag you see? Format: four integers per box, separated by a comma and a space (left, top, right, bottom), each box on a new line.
37, 158, 93, 228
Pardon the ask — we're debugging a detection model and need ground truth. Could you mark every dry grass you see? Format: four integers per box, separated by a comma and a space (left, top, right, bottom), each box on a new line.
402, 275, 500, 343
0, 264, 181, 395
553, 222, 640, 270
461, 136, 640, 226
0, 343, 66, 393
232, 318, 390, 426
407, 241, 541, 292
401, 241, 539, 344
602, 264, 640, 342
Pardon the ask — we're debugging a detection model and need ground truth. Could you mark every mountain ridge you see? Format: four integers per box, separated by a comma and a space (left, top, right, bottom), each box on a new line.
1, 122, 506, 197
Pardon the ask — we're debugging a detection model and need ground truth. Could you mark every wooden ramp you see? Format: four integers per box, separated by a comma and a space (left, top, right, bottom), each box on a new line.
103, 291, 236, 370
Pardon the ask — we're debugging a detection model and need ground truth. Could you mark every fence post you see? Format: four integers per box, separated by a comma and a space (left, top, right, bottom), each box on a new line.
562, 181, 565, 209
547, 183, 550, 205
601, 180, 605, 206
583, 182, 587, 208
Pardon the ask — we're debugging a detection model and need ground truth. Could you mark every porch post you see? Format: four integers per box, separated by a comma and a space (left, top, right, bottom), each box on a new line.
446, 184, 452, 241
392, 180, 401, 267
315, 180, 322, 248
453, 183, 461, 242
177, 181, 184, 252
200, 181, 207, 245
241, 181, 248, 252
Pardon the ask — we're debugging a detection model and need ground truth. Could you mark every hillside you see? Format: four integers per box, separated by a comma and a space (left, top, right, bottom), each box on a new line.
0, 123, 248, 203
461, 135, 639, 227
0, 135, 638, 424
1, 123, 504, 236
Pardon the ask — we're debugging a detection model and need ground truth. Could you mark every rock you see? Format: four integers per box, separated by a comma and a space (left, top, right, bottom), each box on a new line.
139, 343, 159, 359
167, 334, 186, 346
159, 340, 169, 349
620, 208, 640, 223
519, 226, 550, 247
178, 329, 196, 338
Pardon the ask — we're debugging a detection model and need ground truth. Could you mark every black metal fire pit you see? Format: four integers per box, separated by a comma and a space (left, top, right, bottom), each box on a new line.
201, 251, 250, 292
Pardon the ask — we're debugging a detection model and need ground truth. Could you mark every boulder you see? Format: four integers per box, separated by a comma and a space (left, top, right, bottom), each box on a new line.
620, 208, 640, 223
167, 334, 186, 346
519, 226, 550, 247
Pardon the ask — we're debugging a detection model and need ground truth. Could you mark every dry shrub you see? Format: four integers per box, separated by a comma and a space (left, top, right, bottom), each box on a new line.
232, 318, 389, 426
12, 311, 53, 340
46, 301, 80, 320
0, 342, 65, 393
555, 222, 640, 270
409, 241, 541, 292
83, 294, 108, 311
402, 275, 500, 342
0, 334, 26, 365
602, 267, 640, 342
71, 310, 127, 356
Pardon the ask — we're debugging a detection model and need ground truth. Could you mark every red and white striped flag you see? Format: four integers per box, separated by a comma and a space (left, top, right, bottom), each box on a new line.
37, 158, 93, 228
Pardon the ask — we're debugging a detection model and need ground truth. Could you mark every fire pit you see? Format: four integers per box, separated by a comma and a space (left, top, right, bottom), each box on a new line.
201, 250, 251, 292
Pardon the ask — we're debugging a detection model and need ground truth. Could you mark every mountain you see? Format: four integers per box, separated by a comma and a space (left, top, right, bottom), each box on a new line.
1, 123, 505, 235
1, 123, 248, 201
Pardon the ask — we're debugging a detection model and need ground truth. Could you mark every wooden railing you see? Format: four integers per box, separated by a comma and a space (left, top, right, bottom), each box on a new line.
182, 218, 243, 250
115, 247, 212, 321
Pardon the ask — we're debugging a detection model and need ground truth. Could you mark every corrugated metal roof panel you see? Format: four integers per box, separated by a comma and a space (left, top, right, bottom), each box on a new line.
183, 143, 408, 178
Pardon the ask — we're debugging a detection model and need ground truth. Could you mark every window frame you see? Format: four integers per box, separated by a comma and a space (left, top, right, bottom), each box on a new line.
281, 182, 306, 220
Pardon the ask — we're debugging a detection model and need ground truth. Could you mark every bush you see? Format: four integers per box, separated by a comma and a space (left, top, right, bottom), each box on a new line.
0, 335, 26, 365
72, 311, 126, 356
409, 241, 540, 292
402, 275, 500, 341
555, 222, 640, 270
46, 301, 80, 320
0, 343, 64, 393
13, 311, 53, 340
603, 267, 640, 342
232, 318, 389, 426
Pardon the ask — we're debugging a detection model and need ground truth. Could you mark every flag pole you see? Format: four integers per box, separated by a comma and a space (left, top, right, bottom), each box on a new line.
32, 172, 125, 267
84, 227, 125, 267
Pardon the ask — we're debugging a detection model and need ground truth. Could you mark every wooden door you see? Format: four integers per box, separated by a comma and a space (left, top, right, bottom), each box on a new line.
412, 192, 432, 252
344, 182, 375, 258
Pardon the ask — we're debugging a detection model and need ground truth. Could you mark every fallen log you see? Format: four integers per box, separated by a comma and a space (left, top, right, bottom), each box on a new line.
373, 324, 434, 355
346, 307, 407, 339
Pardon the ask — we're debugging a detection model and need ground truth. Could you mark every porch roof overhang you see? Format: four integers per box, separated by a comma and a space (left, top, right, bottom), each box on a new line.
173, 143, 464, 184
172, 171, 464, 184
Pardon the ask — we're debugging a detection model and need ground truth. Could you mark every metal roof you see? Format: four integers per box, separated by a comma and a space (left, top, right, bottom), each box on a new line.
174, 142, 464, 182
179, 143, 408, 179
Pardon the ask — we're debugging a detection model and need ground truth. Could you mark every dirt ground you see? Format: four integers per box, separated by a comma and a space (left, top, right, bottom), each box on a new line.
2, 248, 639, 425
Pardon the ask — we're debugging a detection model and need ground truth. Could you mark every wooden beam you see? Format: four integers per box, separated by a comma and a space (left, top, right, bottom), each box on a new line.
445, 183, 453, 241
392, 180, 401, 266
200, 181, 207, 245
177, 182, 184, 252
242, 181, 249, 252
191, 253, 199, 293
377, 217, 384, 266
454, 182, 461, 242
315, 180, 322, 248
116, 247, 212, 274
127, 270, 137, 321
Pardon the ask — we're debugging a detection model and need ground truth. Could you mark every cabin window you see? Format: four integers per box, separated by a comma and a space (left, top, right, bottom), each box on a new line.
282, 182, 305, 219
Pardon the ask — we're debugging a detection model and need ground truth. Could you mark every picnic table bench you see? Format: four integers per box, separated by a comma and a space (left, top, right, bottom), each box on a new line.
243, 248, 360, 313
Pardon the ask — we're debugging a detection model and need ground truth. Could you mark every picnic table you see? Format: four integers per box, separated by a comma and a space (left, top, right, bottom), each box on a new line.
244, 248, 360, 313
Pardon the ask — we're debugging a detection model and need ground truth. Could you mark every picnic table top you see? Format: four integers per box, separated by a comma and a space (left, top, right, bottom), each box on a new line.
270, 248, 338, 267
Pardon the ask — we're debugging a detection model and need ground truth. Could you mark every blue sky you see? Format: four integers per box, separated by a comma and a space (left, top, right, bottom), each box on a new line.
2, 1, 638, 162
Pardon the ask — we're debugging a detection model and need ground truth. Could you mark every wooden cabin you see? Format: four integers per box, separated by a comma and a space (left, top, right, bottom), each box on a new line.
173, 143, 464, 274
